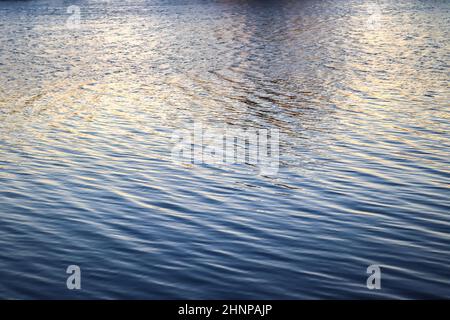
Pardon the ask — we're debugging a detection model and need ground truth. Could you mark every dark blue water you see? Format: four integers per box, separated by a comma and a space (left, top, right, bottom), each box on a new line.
0, 0, 449, 299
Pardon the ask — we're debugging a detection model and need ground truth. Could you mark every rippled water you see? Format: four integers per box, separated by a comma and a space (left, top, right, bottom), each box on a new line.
0, 0, 449, 299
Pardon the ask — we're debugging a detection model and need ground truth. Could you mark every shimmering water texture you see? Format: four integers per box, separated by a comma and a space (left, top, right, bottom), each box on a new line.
0, 0, 449, 299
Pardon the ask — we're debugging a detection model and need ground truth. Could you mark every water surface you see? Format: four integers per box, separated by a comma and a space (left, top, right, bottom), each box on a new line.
0, 0, 449, 299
